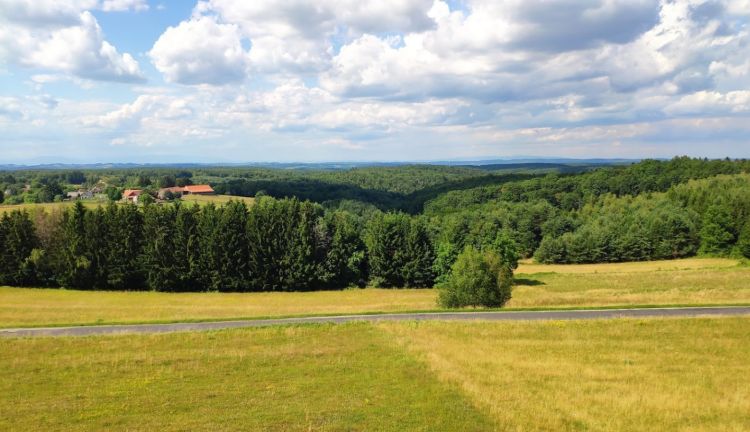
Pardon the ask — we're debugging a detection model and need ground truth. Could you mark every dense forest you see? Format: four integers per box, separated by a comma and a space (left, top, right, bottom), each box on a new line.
1, 157, 750, 294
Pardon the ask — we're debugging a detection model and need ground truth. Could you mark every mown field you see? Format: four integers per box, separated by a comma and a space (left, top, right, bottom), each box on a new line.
0, 194, 254, 215
1, 258, 747, 328
2, 317, 748, 431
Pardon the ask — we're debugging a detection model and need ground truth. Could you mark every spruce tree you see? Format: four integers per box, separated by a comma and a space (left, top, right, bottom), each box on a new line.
174, 204, 202, 291
58, 202, 93, 289
142, 204, 178, 291
214, 200, 249, 291
402, 219, 435, 288
107, 203, 145, 290
365, 212, 410, 287
0, 211, 38, 285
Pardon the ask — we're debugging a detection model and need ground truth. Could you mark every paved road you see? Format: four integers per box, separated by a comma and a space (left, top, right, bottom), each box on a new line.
2, 306, 749, 338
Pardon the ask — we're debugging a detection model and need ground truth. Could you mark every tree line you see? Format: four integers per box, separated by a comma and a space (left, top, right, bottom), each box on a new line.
0, 198, 440, 292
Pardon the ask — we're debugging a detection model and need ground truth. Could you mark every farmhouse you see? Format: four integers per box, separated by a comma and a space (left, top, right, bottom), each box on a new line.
122, 189, 143, 203
157, 186, 184, 199
156, 184, 214, 199
183, 184, 214, 195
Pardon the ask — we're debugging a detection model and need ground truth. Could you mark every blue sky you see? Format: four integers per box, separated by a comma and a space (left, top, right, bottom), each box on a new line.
1, 0, 749, 164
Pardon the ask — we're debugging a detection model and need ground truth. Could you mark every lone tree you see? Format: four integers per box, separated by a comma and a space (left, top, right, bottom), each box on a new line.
437, 246, 513, 308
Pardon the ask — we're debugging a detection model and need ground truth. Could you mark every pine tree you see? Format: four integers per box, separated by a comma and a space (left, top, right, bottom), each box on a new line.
107, 203, 145, 290
248, 197, 290, 291
58, 202, 93, 289
174, 204, 202, 291
323, 211, 368, 288
402, 219, 435, 288
280, 200, 322, 290
214, 200, 249, 291
142, 204, 178, 291
0, 211, 38, 285
197, 203, 221, 291
365, 212, 410, 287
85, 206, 111, 289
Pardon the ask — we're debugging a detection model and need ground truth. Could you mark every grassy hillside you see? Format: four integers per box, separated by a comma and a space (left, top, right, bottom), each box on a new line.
1, 258, 746, 328
382, 317, 750, 431
0, 323, 493, 431
2, 318, 748, 431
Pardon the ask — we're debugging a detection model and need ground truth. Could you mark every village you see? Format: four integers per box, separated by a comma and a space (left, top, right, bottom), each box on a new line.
122, 184, 215, 203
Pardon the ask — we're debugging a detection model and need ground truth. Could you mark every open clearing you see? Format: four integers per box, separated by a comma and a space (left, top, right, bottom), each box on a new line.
0, 194, 254, 215
1, 258, 747, 328
179, 194, 255, 206
381, 317, 750, 431
2, 317, 748, 431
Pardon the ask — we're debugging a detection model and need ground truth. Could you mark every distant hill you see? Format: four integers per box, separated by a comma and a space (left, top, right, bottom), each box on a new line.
0, 158, 639, 171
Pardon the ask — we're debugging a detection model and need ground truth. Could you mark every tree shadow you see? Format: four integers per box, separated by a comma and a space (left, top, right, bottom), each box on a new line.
513, 278, 546, 286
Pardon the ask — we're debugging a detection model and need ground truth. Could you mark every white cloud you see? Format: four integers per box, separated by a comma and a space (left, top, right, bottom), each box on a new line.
100, 0, 149, 12
0, 5, 144, 82
149, 16, 250, 85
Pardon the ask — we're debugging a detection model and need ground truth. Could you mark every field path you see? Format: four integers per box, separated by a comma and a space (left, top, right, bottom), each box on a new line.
2, 306, 749, 338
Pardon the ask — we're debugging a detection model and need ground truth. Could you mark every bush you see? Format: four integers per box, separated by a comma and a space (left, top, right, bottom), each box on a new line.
438, 246, 512, 308
737, 221, 750, 259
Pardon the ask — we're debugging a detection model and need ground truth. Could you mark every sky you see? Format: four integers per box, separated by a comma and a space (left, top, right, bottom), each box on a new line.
0, 0, 749, 164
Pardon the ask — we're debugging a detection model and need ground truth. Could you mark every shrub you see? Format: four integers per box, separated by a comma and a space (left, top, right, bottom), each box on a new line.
737, 221, 750, 259
438, 246, 512, 308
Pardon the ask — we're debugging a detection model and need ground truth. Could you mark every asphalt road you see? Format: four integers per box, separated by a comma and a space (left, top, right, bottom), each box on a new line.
2, 306, 749, 338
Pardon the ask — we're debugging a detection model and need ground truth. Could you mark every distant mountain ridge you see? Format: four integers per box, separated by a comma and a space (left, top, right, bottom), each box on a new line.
0, 158, 643, 171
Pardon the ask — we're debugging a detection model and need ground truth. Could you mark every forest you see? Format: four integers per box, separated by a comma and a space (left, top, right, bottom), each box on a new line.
1, 157, 750, 296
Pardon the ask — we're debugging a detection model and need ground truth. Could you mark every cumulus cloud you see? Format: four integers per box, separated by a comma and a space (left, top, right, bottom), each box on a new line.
149, 16, 249, 85
5, 0, 750, 161
0, 3, 145, 82
100, 0, 149, 12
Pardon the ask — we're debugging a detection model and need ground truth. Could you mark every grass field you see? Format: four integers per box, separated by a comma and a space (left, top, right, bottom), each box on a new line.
179, 194, 255, 206
0, 194, 254, 215
0, 323, 493, 431
0, 200, 104, 215
382, 317, 750, 431
1, 258, 747, 328
2, 318, 748, 430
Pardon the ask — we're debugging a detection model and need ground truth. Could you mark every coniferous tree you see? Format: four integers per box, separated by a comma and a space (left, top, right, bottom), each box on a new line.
142, 204, 179, 291
323, 211, 368, 288
365, 212, 410, 287
248, 197, 291, 291
0, 211, 38, 285
197, 203, 222, 290
58, 202, 93, 289
107, 203, 145, 290
85, 206, 111, 289
402, 219, 435, 288
174, 204, 202, 291
214, 200, 249, 291
280, 200, 322, 290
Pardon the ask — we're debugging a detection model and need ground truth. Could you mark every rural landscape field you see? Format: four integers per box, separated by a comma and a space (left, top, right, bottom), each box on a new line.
3, 0, 750, 430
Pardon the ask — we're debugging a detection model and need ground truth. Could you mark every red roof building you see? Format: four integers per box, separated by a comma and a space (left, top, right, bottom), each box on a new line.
183, 184, 214, 195
122, 189, 143, 203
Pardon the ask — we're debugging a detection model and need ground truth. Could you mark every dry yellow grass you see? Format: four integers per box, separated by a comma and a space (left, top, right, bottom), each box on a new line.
381, 317, 750, 431
179, 194, 255, 206
0, 287, 436, 328
509, 265, 750, 308
516, 257, 739, 274
0, 201, 103, 215
2, 258, 748, 328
